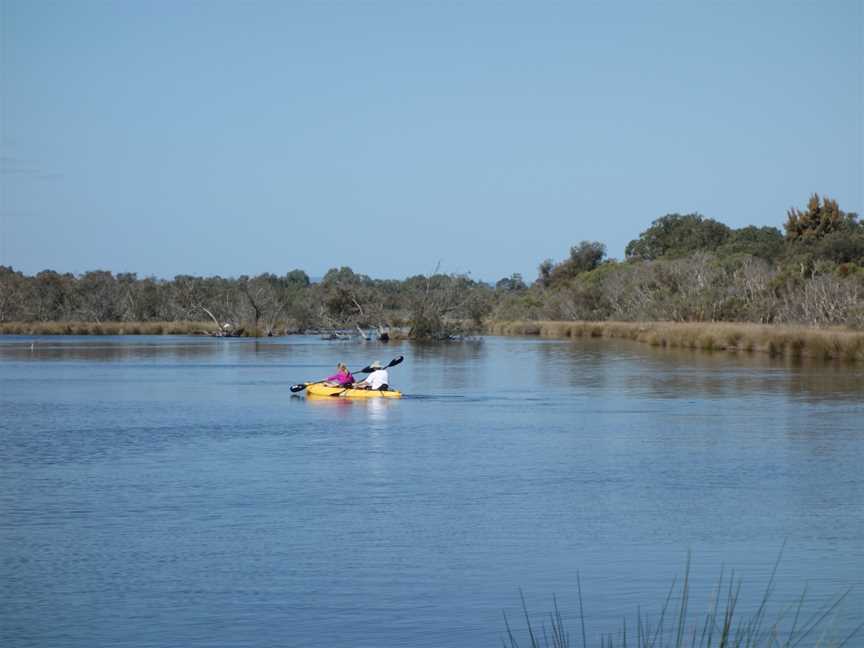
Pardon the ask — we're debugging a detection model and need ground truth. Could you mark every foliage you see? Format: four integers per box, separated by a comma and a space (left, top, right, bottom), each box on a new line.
625, 213, 731, 260
537, 259, 555, 288
546, 241, 607, 286
716, 226, 784, 262
406, 273, 491, 340
4, 194, 863, 334
319, 266, 380, 328
784, 193, 859, 242
497, 273, 528, 292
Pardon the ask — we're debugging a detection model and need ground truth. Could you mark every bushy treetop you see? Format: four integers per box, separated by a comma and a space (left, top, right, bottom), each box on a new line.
625, 213, 731, 261
784, 194, 859, 242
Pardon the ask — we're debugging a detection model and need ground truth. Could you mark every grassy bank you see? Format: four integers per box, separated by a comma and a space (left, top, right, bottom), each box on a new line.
486, 320, 864, 361
0, 321, 219, 336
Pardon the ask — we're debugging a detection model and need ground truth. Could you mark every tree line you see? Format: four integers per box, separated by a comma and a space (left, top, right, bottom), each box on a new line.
2, 194, 863, 336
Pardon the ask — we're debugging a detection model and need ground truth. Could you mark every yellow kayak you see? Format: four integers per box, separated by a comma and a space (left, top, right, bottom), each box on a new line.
306, 383, 402, 399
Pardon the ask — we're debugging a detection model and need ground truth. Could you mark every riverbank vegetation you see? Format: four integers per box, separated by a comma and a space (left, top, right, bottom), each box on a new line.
0, 320, 218, 336
2, 194, 862, 344
504, 556, 862, 647
486, 321, 864, 361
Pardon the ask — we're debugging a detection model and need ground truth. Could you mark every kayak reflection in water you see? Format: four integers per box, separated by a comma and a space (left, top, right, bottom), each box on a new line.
353, 360, 389, 390
324, 362, 354, 387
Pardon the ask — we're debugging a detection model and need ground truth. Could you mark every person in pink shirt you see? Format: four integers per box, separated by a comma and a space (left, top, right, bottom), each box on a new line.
324, 362, 354, 387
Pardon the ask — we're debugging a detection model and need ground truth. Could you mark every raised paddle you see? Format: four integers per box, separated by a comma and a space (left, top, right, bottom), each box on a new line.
290, 355, 404, 393
357, 355, 403, 374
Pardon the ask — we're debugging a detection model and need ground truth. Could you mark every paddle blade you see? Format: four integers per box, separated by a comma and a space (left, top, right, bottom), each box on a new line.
357, 355, 404, 374
386, 355, 404, 368
290, 383, 309, 393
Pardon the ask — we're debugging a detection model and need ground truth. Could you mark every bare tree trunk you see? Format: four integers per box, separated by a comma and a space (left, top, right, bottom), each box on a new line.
199, 305, 223, 334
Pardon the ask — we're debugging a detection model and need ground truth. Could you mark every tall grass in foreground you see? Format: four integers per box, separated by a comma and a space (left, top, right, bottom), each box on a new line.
503, 555, 862, 648
486, 320, 864, 362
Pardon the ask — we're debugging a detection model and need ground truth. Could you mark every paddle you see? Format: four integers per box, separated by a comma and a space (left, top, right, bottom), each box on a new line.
289, 355, 404, 393
328, 355, 404, 397
289, 379, 325, 393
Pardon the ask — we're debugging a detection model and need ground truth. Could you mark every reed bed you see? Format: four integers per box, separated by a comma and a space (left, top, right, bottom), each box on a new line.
0, 321, 218, 336
504, 554, 862, 648
486, 320, 864, 361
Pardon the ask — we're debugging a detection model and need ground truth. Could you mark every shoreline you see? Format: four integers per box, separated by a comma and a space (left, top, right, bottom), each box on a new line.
2, 319, 863, 361
485, 320, 864, 361
0, 321, 219, 336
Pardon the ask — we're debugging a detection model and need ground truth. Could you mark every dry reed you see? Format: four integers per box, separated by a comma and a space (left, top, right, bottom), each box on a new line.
0, 321, 218, 336
505, 551, 862, 647
486, 320, 864, 362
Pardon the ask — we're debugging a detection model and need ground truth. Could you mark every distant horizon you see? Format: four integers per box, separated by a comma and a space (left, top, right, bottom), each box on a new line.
3, 1, 862, 282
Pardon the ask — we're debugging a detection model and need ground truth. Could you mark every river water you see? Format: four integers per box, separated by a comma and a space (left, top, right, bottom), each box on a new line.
1, 335, 862, 647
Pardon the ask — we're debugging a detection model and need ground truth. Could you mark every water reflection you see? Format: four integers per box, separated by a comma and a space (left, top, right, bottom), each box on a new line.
305, 394, 356, 412
0, 338, 221, 362
536, 341, 614, 392
304, 393, 394, 426
406, 340, 486, 391
536, 337, 864, 403
364, 396, 389, 424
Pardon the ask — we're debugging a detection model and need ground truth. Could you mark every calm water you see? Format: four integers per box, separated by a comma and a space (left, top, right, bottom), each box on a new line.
1, 335, 862, 647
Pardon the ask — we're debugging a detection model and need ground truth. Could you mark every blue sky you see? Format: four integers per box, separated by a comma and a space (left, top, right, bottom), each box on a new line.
2, 1, 862, 282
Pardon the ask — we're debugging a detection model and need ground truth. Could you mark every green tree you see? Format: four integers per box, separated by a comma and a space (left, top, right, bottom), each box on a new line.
75, 271, 119, 322
32, 270, 74, 321
625, 213, 731, 260
496, 273, 527, 292
284, 269, 310, 287
717, 226, 784, 261
0, 266, 28, 322
405, 273, 487, 339
548, 241, 606, 285
813, 230, 864, 265
319, 266, 380, 327
129, 277, 168, 321
536, 259, 554, 287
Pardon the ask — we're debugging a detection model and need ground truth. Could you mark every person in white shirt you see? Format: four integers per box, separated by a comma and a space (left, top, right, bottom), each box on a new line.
356, 360, 389, 390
